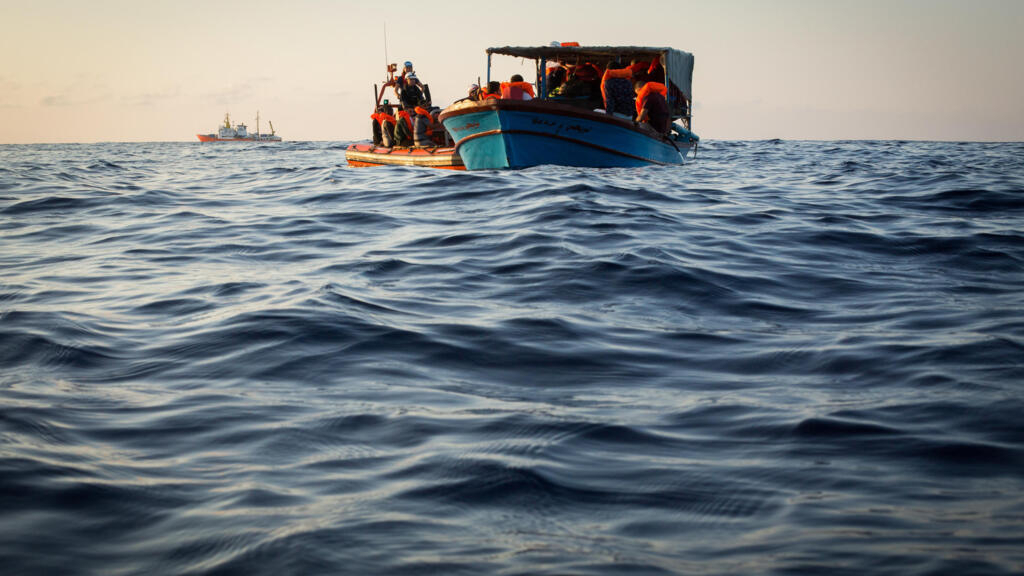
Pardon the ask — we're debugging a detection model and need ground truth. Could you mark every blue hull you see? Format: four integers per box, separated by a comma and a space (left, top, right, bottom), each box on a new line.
440, 100, 696, 170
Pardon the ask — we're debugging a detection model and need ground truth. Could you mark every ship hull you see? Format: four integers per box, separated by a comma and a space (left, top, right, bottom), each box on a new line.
196, 134, 282, 143
439, 100, 695, 170
345, 143, 464, 170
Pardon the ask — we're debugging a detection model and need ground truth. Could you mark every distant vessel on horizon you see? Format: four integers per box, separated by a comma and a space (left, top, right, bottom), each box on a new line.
197, 112, 281, 142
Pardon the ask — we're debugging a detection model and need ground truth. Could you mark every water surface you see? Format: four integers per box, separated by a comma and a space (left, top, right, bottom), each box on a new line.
1, 140, 1023, 574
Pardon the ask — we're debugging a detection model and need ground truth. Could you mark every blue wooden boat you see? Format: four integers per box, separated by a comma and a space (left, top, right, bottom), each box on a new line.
439, 45, 699, 170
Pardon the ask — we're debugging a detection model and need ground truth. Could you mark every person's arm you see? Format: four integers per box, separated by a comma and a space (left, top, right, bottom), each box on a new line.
637, 105, 649, 124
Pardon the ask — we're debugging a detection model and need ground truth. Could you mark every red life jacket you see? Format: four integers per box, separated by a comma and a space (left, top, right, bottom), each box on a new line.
635, 82, 668, 117
482, 92, 500, 100
499, 81, 536, 100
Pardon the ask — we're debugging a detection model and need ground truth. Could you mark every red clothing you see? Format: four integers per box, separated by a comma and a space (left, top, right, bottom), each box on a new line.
634, 82, 668, 117
500, 81, 535, 100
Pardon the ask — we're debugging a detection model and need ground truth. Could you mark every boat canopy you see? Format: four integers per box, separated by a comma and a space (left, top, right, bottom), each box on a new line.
486, 45, 694, 101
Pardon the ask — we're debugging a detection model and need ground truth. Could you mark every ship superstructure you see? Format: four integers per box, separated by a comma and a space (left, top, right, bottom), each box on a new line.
197, 112, 281, 142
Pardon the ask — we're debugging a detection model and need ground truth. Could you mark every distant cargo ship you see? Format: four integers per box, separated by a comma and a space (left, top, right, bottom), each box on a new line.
197, 112, 281, 142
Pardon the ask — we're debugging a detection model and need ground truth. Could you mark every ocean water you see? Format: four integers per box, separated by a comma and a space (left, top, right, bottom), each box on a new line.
1, 140, 1023, 575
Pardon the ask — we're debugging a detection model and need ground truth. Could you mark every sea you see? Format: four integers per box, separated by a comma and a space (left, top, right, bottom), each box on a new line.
1, 140, 1023, 575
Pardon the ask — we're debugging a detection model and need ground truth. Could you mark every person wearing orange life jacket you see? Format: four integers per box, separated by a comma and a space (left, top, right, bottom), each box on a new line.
633, 79, 670, 134
372, 107, 398, 147
370, 108, 384, 146
500, 74, 535, 100
480, 80, 501, 100
412, 106, 435, 146
601, 62, 637, 117
392, 108, 415, 146
644, 59, 665, 84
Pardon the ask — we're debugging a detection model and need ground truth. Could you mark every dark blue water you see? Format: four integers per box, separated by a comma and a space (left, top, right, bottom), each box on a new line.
2, 140, 1023, 575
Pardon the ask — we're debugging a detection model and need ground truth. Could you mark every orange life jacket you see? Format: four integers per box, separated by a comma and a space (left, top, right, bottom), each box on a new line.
374, 112, 397, 126
635, 82, 667, 117
646, 61, 665, 83
482, 92, 500, 100
560, 41, 580, 47
413, 106, 434, 135
499, 81, 535, 100
397, 110, 413, 133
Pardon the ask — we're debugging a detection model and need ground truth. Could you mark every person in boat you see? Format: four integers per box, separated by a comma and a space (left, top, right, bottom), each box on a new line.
481, 81, 502, 100
455, 83, 481, 103
399, 61, 423, 88
500, 74, 535, 100
645, 59, 665, 84
394, 103, 420, 146
633, 79, 670, 134
371, 105, 384, 146
412, 105, 436, 146
550, 62, 601, 103
372, 106, 398, 147
393, 73, 426, 111
545, 63, 568, 93
601, 61, 637, 117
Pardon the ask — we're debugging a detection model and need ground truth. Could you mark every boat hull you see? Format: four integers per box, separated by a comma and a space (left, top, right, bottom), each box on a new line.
439, 100, 695, 170
345, 143, 465, 170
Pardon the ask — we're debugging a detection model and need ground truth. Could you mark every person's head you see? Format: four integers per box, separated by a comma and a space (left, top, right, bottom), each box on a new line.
468, 83, 479, 94
487, 80, 500, 94
510, 74, 524, 83
633, 79, 646, 94
405, 73, 418, 85
404, 61, 413, 72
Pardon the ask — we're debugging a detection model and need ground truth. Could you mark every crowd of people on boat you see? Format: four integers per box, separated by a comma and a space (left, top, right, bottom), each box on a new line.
369, 49, 689, 149
547, 54, 684, 134
370, 61, 449, 148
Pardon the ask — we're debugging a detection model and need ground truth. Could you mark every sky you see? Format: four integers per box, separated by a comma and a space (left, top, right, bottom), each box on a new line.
1, 0, 1022, 143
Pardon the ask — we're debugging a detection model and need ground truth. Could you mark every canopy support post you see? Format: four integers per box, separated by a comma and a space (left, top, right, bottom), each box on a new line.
539, 57, 547, 99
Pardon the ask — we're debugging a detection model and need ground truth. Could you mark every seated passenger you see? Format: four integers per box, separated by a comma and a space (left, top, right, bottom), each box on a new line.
413, 106, 434, 146
552, 63, 600, 101
481, 81, 501, 100
633, 80, 670, 134
393, 107, 415, 146
373, 107, 397, 147
500, 74, 535, 100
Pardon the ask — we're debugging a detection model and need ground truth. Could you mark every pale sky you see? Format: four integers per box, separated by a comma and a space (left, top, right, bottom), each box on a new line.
1, 0, 1022, 143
